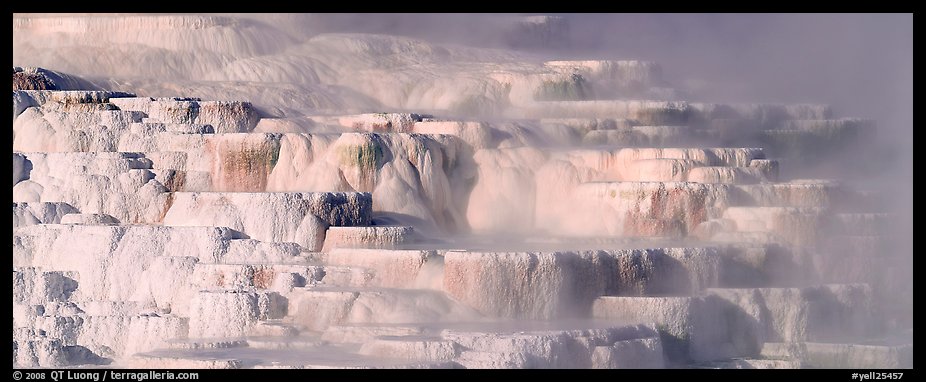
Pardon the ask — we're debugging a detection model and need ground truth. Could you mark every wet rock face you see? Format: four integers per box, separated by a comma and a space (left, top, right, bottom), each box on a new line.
442, 248, 721, 320
12, 14, 909, 369
109, 98, 260, 133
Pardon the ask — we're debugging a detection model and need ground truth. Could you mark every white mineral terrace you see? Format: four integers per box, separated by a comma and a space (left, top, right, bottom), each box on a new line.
12, 14, 911, 369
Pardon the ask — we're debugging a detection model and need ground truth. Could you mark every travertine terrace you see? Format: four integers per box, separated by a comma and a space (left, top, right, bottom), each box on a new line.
12, 14, 912, 369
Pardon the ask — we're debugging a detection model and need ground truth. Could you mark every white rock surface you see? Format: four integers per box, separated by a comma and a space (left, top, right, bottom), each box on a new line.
13, 268, 79, 305
192, 263, 323, 292
591, 338, 665, 368
13, 90, 135, 123
12, 152, 171, 223
802, 343, 913, 368
687, 166, 767, 184
13, 224, 245, 312
162, 192, 371, 250
560, 182, 731, 237
708, 284, 873, 343
222, 239, 305, 264
13, 202, 78, 228
734, 182, 836, 208
358, 337, 461, 362
443, 323, 662, 368
13, 152, 29, 185
59, 213, 119, 225
13, 106, 145, 152
721, 207, 824, 246
591, 295, 763, 362
321, 226, 417, 251
13, 338, 68, 367
188, 290, 286, 338
324, 249, 438, 289
288, 287, 480, 331
707, 359, 801, 369
37, 314, 189, 359
143, 132, 477, 234
110, 97, 259, 133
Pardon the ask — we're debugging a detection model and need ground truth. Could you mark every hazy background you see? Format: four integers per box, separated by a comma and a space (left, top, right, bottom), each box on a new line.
296, 12, 914, 242
305, 13, 912, 142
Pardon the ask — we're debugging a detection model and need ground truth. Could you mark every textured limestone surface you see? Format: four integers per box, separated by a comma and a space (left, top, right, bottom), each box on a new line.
12, 13, 909, 369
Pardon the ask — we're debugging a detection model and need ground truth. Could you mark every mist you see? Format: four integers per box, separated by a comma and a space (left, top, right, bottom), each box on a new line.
12, 13, 912, 369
